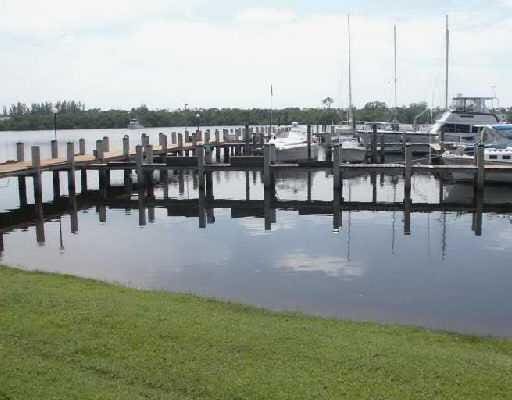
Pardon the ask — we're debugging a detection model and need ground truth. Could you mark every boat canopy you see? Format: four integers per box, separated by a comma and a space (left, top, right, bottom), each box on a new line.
451, 97, 493, 113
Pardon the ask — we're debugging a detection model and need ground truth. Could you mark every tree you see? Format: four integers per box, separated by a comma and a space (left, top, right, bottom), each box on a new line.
322, 97, 334, 109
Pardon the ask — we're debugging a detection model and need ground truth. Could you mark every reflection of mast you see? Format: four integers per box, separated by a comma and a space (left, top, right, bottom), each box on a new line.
391, 177, 397, 255
441, 211, 447, 260
346, 181, 352, 261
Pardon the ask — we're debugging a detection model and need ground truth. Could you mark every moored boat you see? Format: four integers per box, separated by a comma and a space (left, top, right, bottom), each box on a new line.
269, 123, 319, 162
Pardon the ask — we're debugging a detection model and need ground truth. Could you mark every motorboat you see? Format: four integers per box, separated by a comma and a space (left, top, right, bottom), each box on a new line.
269, 122, 319, 162
128, 118, 144, 129
431, 97, 499, 145
441, 124, 512, 183
338, 136, 367, 163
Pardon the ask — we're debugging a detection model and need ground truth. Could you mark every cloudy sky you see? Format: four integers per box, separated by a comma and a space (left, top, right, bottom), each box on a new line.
0, 0, 510, 110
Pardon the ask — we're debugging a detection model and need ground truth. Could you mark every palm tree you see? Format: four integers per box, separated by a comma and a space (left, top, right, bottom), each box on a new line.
322, 97, 334, 109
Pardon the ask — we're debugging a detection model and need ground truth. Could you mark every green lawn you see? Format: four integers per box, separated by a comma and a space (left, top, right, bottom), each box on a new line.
0, 266, 511, 399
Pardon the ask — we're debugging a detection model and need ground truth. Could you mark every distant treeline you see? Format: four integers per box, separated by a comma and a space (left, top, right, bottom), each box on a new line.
1, 100, 509, 132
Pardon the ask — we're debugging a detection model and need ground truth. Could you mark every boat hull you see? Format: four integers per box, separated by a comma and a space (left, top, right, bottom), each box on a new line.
341, 147, 367, 163
442, 155, 512, 184
359, 131, 436, 154
274, 145, 319, 162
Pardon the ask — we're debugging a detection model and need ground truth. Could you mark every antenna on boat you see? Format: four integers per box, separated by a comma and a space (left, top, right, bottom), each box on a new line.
347, 14, 355, 131
445, 15, 450, 110
393, 24, 398, 120
269, 84, 273, 137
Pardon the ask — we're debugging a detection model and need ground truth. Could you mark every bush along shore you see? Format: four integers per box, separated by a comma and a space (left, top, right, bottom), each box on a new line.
1, 265, 511, 399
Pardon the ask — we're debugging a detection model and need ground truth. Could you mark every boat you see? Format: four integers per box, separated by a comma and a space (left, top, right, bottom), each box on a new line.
430, 97, 499, 145
336, 136, 367, 163
269, 122, 319, 162
128, 118, 144, 129
441, 124, 512, 183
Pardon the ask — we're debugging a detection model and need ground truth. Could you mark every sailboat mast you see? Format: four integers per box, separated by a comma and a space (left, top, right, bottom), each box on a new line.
348, 15, 354, 129
445, 15, 450, 110
394, 24, 398, 120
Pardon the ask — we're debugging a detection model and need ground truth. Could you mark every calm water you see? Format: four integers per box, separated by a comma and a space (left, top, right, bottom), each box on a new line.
1, 128, 512, 337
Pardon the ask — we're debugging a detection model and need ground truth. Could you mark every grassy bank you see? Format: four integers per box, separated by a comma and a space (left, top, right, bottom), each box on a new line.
0, 266, 511, 399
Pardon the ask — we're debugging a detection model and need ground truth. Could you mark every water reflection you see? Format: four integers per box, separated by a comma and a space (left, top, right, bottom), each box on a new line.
1, 168, 512, 337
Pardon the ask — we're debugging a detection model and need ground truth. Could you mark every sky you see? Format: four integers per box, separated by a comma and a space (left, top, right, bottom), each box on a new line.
0, 0, 511, 110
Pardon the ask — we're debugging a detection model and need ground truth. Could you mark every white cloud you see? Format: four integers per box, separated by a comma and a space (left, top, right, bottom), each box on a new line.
279, 252, 364, 279
0, 4, 511, 110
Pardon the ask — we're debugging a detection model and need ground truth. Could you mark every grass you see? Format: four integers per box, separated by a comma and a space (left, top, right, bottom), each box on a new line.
0, 266, 511, 399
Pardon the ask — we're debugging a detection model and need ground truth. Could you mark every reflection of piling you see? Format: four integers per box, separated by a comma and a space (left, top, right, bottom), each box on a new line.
16, 143, 27, 206
404, 144, 412, 235
476, 144, 485, 192
371, 124, 378, 163
51, 139, 60, 199
307, 125, 312, 160
379, 134, 385, 163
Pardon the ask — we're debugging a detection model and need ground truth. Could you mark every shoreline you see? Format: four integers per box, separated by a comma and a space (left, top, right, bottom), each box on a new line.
1, 265, 511, 399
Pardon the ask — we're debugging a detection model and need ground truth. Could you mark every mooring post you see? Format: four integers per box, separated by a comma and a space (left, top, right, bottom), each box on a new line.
404, 143, 412, 197
95, 139, 104, 162
171, 132, 177, 145
81, 168, 88, 193
31, 146, 42, 205
178, 133, 184, 155
79, 138, 86, 155
192, 131, 198, 156
215, 129, 220, 143
333, 144, 341, 190
371, 124, 378, 163
264, 144, 273, 188
197, 145, 205, 190
379, 134, 385, 163
103, 136, 110, 153
223, 144, 230, 163
476, 144, 485, 192
67, 142, 76, 195
307, 125, 312, 160
185, 130, 190, 143
17, 142, 25, 162
161, 133, 168, 155
135, 145, 144, 186
50, 139, 58, 159
123, 135, 130, 158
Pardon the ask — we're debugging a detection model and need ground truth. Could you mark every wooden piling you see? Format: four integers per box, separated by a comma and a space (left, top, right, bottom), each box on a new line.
171, 132, 177, 145
135, 145, 144, 185
404, 144, 412, 197
264, 144, 273, 188
333, 144, 341, 190
31, 146, 42, 205
103, 136, 110, 153
67, 142, 76, 195
215, 130, 220, 143
81, 168, 88, 193
371, 124, 378, 163
307, 125, 312, 160
95, 139, 104, 161
16, 143, 27, 206
476, 144, 485, 192
79, 138, 86, 155
51, 140, 58, 159
379, 134, 385, 163
16, 142, 24, 162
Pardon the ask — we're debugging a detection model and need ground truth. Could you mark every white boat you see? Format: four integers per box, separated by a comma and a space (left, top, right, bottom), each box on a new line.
441, 124, 512, 183
128, 118, 144, 129
431, 97, 499, 145
269, 122, 319, 162
338, 136, 367, 163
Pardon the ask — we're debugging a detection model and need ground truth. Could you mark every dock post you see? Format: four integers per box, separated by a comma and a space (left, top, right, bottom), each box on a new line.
197, 145, 205, 190
135, 145, 144, 187
371, 124, 378, 163
223, 144, 230, 163
404, 144, 412, 196
205, 130, 210, 145
102, 136, 110, 153
81, 168, 88, 193
79, 138, 86, 155
31, 146, 42, 205
244, 124, 250, 154
185, 130, 190, 143
161, 133, 168, 156
122, 135, 131, 186
307, 125, 312, 160
16, 143, 27, 206
95, 139, 104, 162
379, 134, 385, 163
51, 139, 58, 159
67, 142, 76, 195
17, 142, 25, 162
215, 129, 220, 143
145, 144, 154, 195
476, 144, 485, 192
171, 132, 177, 145
192, 131, 197, 155
333, 144, 341, 190
178, 133, 183, 156
264, 144, 273, 188
141, 133, 149, 146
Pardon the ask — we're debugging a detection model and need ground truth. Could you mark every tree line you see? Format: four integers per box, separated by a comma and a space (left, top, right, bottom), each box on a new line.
1, 100, 510, 131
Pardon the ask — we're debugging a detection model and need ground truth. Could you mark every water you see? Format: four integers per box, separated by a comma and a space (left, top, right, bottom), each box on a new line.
1, 129, 512, 337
